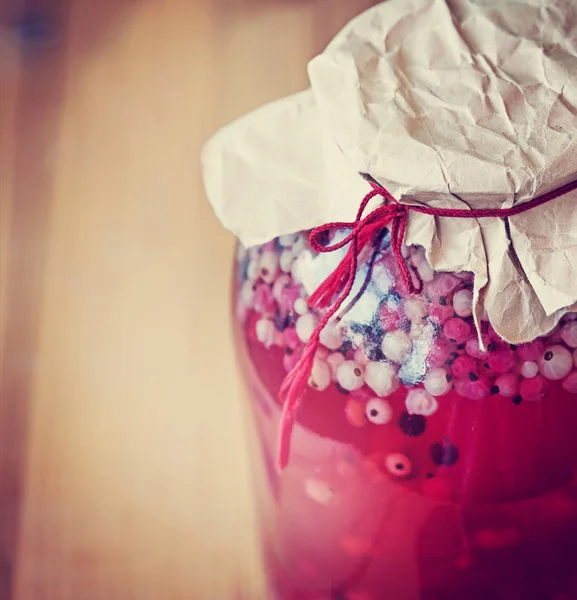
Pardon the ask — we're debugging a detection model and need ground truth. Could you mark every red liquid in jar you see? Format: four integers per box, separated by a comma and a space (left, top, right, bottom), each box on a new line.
233, 234, 577, 600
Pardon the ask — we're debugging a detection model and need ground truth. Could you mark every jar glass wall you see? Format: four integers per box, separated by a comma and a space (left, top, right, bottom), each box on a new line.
233, 232, 577, 600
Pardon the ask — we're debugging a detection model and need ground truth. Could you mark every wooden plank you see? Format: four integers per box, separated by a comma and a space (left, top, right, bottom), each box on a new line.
0, 1, 380, 599
0, 2, 70, 598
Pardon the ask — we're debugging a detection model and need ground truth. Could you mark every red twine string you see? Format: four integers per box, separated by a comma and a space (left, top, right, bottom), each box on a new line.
277, 178, 577, 471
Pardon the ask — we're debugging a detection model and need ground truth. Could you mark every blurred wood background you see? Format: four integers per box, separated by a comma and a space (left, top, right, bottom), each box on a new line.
0, 1, 376, 598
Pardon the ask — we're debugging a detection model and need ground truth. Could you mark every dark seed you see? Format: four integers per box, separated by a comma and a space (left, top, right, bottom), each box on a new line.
285, 348, 293, 356
440, 296, 447, 306
370, 409, 378, 417
354, 368, 362, 377
395, 463, 404, 471
512, 394, 523, 405
430, 442, 460, 467
510, 344, 517, 350
446, 374, 452, 382
490, 385, 500, 395
457, 343, 466, 350
544, 351, 553, 361
484, 363, 490, 369
469, 372, 478, 382
274, 313, 290, 332
399, 412, 427, 437
487, 342, 496, 352
261, 268, 269, 276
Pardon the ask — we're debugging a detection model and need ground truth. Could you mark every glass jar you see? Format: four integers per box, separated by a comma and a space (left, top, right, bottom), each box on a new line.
233, 230, 577, 600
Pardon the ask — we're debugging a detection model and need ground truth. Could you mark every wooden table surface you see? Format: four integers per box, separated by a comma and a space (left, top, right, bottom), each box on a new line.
0, 1, 376, 598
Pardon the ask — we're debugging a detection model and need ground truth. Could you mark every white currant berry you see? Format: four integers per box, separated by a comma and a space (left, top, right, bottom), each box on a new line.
326, 352, 346, 379
259, 250, 279, 284
405, 388, 439, 416
385, 453, 413, 478
240, 280, 255, 308
279, 249, 295, 273
453, 289, 473, 318
365, 398, 393, 425
539, 345, 573, 381
364, 361, 399, 397
236, 245, 248, 262
381, 330, 412, 363
291, 235, 307, 257
319, 322, 344, 350
336, 360, 365, 391
404, 298, 427, 322
293, 298, 308, 315
416, 260, 435, 283
423, 367, 452, 396
246, 258, 259, 281
278, 233, 297, 248
255, 319, 276, 348
309, 358, 330, 391
304, 478, 335, 505
560, 321, 577, 348
521, 361, 539, 379
295, 312, 317, 343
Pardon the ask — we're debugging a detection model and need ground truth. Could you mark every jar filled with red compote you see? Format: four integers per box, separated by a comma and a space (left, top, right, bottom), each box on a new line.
203, 1, 577, 598
233, 232, 577, 600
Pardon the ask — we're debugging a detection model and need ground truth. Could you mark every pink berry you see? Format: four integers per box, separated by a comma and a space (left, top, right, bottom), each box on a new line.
282, 327, 300, 350
428, 304, 455, 324
424, 272, 461, 301
443, 318, 472, 343
487, 347, 516, 374
487, 325, 504, 342
517, 340, 545, 361
561, 321, 577, 348
539, 345, 573, 381
272, 274, 291, 302
345, 398, 369, 427
494, 373, 518, 398
326, 352, 345, 379
562, 372, 577, 394
315, 346, 329, 360
451, 355, 479, 379
519, 374, 548, 402
466, 335, 490, 359
379, 303, 402, 330
253, 282, 276, 314
454, 376, 491, 400
273, 276, 300, 313
548, 325, 564, 344
574, 349, 577, 368
354, 347, 371, 365
282, 348, 302, 372
428, 339, 450, 368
